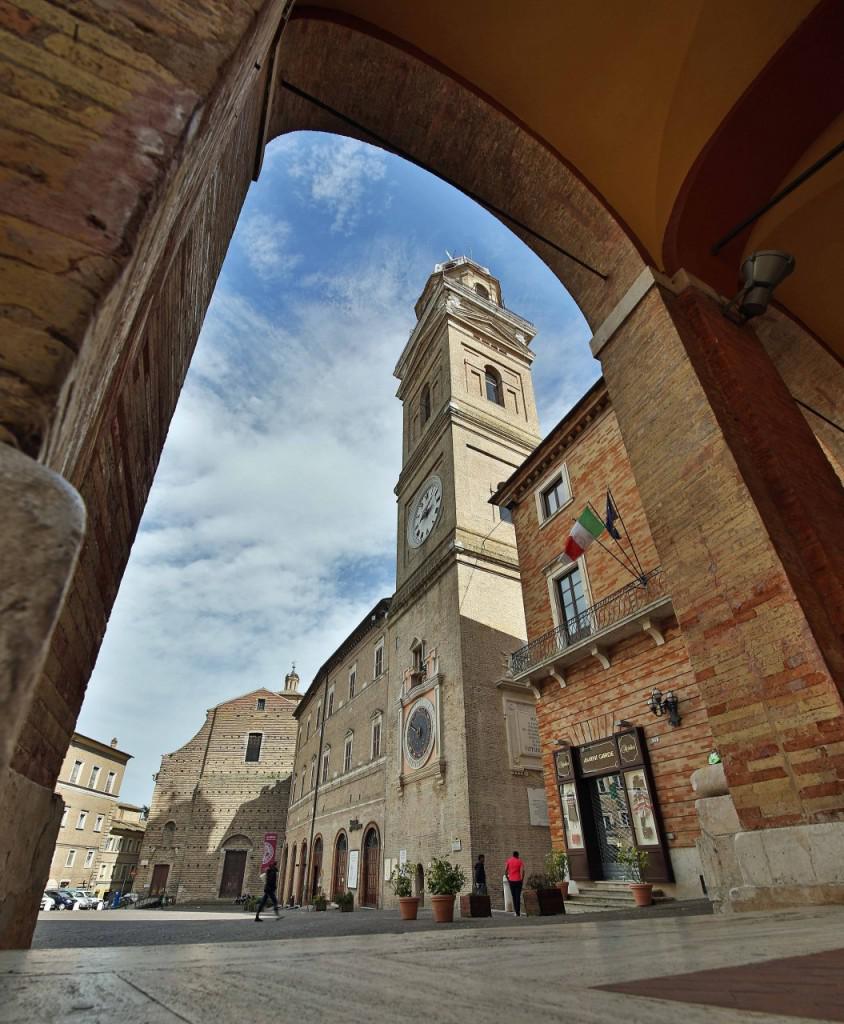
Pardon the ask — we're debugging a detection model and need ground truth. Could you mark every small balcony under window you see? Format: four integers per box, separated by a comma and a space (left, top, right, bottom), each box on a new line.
509, 567, 671, 684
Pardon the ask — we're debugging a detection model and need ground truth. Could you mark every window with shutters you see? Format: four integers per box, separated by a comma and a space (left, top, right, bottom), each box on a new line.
344, 734, 353, 772
69, 760, 83, 784
93, 815, 104, 833
310, 756, 317, 790
256, 698, 266, 711
245, 732, 263, 763
84, 849, 95, 868
371, 716, 382, 760
327, 686, 335, 717
76, 810, 88, 830
105, 771, 116, 794
348, 665, 357, 700
88, 765, 101, 789
374, 641, 384, 678
65, 849, 76, 867
321, 747, 331, 784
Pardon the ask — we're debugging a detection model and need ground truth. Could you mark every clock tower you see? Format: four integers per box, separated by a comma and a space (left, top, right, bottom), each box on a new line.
385, 257, 550, 903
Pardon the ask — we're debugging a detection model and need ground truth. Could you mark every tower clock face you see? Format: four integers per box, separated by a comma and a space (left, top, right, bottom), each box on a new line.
407, 475, 443, 549
404, 698, 436, 768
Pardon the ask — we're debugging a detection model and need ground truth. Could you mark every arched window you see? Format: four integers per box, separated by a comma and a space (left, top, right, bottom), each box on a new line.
474, 282, 489, 300
484, 366, 503, 405
332, 832, 348, 897
421, 384, 431, 423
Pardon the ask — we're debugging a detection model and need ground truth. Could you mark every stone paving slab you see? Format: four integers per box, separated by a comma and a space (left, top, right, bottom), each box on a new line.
3, 905, 844, 1023
30, 899, 712, 949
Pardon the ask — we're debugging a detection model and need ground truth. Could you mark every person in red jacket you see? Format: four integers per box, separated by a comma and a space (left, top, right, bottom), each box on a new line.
505, 850, 526, 917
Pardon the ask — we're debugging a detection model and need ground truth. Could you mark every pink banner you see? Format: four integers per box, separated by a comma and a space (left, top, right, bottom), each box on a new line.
261, 832, 278, 873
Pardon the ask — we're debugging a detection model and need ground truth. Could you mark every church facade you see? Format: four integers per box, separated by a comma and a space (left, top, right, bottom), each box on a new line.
282, 259, 551, 910
135, 675, 301, 902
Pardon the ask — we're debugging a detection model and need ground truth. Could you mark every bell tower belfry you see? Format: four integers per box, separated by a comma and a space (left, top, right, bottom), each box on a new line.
393, 257, 541, 590
385, 257, 549, 907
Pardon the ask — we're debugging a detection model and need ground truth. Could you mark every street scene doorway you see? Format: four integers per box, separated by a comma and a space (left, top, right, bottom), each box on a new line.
219, 850, 247, 899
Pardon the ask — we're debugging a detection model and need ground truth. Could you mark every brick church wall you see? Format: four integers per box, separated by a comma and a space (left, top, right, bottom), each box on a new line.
136, 688, 298, 902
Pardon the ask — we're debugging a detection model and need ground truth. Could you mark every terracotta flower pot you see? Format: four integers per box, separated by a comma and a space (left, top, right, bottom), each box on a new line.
557, 881, 570, 899
399, 896, 420, 920
430, 893, 456, 923
630, 883, 653, 907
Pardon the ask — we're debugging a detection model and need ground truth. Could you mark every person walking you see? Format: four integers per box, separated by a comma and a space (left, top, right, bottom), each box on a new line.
473, 854, 487, 895
505, 850, 526, 917
255, 859, 282, 921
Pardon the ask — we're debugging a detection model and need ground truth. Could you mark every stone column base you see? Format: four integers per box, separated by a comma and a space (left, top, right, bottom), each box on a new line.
0, 766, 64, 949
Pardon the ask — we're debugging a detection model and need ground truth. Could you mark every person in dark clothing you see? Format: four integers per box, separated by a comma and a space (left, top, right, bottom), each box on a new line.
473, 854, 487, 895
255, 860, 281, 921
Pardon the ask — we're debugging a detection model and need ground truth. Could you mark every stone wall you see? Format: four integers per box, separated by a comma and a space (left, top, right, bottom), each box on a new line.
135, 688, 297, 902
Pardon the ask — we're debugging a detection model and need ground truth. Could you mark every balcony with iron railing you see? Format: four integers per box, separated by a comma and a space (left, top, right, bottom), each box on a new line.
509, 567, 672, 684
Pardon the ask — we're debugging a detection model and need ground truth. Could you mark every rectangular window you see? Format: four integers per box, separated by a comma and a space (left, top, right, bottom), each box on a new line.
76, 811, 88, 830
374, 642, 384, 678
256, 698, 266, 711
300, 773, 306, 800
104, 837, 113, 852
542, 475, 569, 519
105, 771, 116, 794
316, 702, 322, 727
61, 808, 68, 829
371, 719, 382, 760
114, 837, 122, 852
344, 735, 353, 772
306, 716, 311, 740
93, 815, 104, 833
84, 849, 95, 868
99, 863, 108, 879
310, 758, 317, 790
88, 766, 101, 789
321, 749, 330, 784
500, 505, 513, 524
327, 687, 335, 717
69, 760, 83, 784
245, 732, 263, 763
65, 849, 76, 867
556, 567, 591, 642
348, 666, 356, 700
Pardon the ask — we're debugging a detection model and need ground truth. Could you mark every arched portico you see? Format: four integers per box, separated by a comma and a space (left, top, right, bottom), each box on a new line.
1, 1, 842, 947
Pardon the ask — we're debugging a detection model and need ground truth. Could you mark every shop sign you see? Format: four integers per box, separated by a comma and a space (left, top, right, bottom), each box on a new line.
617, 732, 642, 766
579, 738, 619, 776
554, 747, 574, 780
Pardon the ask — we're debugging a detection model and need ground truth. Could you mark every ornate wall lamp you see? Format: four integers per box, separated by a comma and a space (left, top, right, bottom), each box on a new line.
646, 688, 681, 727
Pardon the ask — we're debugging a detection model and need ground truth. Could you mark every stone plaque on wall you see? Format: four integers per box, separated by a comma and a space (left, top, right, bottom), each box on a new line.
527, 788, 550, 826
504, 699, 543, 771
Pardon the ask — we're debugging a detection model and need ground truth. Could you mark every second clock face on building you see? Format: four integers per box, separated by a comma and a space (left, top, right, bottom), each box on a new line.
407, 475, 443, 549
404, 698, 435, 768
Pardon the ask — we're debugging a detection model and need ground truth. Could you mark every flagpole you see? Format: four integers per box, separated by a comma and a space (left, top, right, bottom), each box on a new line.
586, 501, 643, 582
607, 486, 647, 581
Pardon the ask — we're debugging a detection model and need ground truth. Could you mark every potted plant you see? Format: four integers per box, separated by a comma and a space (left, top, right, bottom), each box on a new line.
312, 891, 327, 912
390, 863, 420, 920
616, 843, 652, 907
427, 856, 466, 923
335, 890, 354, 913
545, 849, 570, 899
524, 874, 565, 916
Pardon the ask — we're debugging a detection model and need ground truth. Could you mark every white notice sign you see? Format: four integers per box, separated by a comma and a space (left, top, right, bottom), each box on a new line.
347, 850, 359, 889
528, 788, 550, 827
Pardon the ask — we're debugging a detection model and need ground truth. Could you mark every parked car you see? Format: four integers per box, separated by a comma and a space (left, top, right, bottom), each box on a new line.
66, 889, 92, 909
119, 892, 139, 908
45, 889, 75, 911
40, 892, 56, 911
79, 890, 105, 910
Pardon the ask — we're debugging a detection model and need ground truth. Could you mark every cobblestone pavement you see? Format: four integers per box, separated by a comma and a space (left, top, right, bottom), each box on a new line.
30, 898, 712, 949
3, 905, 843, 1023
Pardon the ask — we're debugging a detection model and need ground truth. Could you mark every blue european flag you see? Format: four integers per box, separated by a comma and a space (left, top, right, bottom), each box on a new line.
606, 493, 622, 540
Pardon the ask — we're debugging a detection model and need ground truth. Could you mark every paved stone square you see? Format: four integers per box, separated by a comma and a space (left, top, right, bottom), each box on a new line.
2, 904, 843, 1023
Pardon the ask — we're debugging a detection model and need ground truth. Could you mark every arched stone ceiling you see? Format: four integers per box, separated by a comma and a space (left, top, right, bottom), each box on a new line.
287, 1, 843, 357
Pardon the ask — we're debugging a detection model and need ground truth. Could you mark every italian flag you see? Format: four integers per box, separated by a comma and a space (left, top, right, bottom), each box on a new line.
560, 506, 605, 565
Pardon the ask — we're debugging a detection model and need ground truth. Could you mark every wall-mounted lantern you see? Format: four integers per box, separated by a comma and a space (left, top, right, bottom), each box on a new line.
646, 688, 681, 727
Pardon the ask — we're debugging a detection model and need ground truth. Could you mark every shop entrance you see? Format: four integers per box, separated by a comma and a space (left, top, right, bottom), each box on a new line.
555, 728, 673, 884
586, 773, 634, 880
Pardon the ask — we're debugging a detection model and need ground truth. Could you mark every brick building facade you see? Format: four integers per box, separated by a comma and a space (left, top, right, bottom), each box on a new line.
48, 734, 134, 893
135, 679, 300, 902
283, 600, 390, 908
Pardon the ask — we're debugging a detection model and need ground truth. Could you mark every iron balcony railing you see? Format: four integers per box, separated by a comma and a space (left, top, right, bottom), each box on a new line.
510, 567, 667, 677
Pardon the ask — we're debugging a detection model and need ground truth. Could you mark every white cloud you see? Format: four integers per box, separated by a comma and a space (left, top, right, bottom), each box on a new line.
237, 213, 302, 280
79, 244, 414, 806
282, 135, 388, 232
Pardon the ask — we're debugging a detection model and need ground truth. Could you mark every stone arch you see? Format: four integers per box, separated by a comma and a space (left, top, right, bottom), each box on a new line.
331, 830, 349, 898
287, 843, 298, 905
360, 823, 381, 908
221, 833, 252, 850
310, 834, 324, 899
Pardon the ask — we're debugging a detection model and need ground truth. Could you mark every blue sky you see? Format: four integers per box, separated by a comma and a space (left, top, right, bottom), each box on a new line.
77, 132, 598, 806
